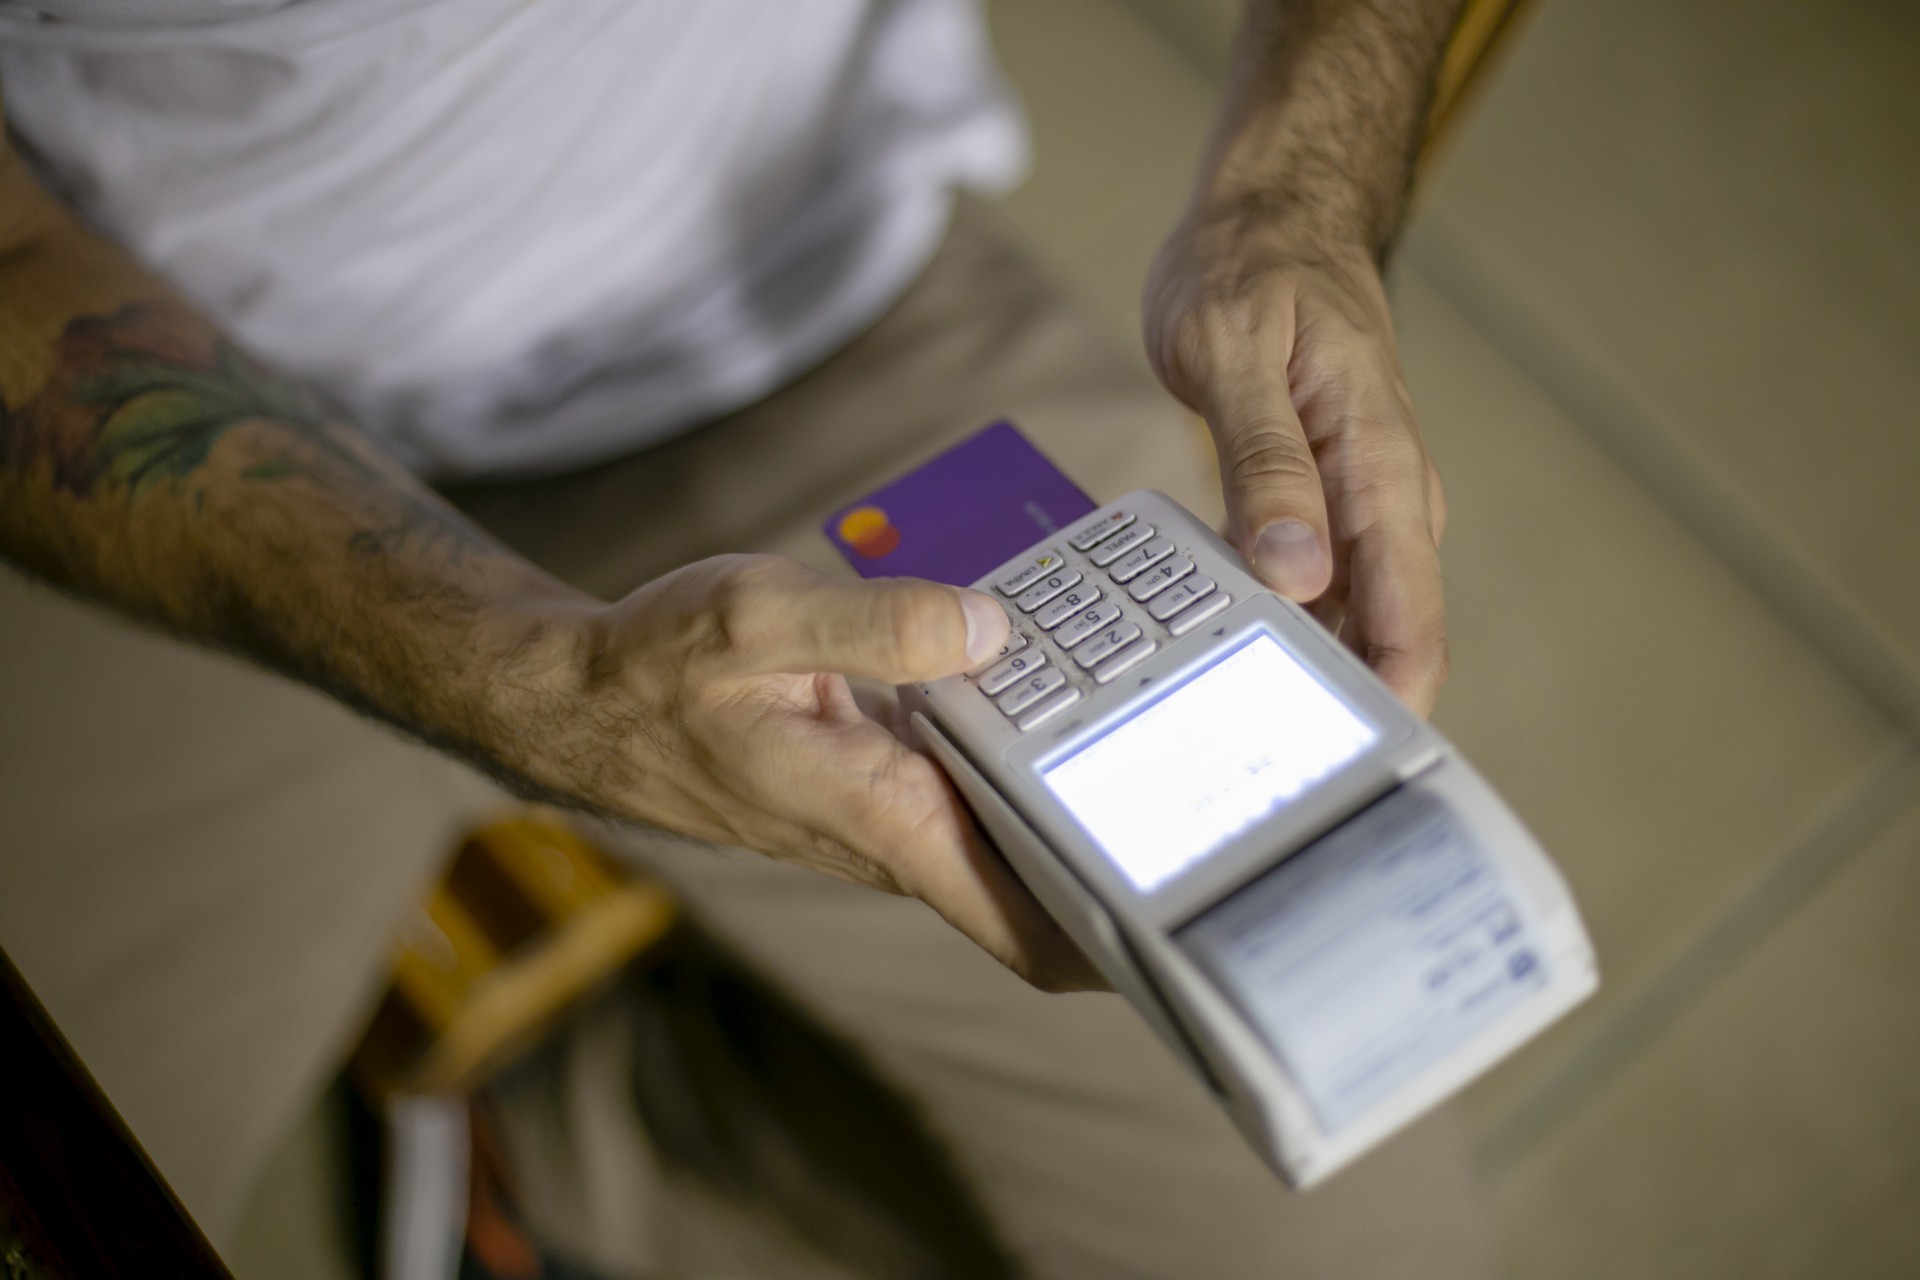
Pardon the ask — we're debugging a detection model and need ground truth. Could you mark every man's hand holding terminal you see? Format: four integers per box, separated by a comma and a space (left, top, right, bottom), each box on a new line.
1146, 0, 1461, 717
496, 557, 1100, 991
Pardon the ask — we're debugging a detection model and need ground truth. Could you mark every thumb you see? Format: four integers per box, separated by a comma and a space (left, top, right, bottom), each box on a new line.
1209, 374, 1333, 602
736, 562, 1011, 683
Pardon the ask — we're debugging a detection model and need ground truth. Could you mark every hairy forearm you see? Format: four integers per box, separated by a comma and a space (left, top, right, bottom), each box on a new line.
0, 179, 591, 789
1195, 0, 1466, 258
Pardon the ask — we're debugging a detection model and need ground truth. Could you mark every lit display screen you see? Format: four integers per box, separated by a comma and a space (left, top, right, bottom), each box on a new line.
1040, 634, 1378, 892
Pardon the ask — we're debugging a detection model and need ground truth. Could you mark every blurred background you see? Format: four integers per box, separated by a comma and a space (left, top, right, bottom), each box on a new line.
225, 1, 1919, 1276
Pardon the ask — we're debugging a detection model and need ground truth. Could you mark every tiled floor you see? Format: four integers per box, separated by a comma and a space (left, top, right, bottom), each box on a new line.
983, 0, 1912, 1274
1497, 796, 1920, 1280
1391, 271, 1904, 1151
1419, 0, 1920, 695
229, 3, 1920, 1275
981, 0, 1920, 1274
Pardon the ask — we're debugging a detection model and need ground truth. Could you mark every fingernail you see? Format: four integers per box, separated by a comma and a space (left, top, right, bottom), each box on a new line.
961, 591, 1011, 665
1253, 520, 1328, 598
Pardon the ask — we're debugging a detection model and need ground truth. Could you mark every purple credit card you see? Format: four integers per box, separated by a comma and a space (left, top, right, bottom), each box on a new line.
824, 421, 1097, 587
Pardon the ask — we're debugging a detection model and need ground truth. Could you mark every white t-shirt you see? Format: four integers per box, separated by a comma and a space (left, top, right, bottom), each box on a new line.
0, 0, 1026, 478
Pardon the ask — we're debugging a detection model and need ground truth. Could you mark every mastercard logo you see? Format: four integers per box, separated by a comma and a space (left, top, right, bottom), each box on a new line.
836, 505, 901, 559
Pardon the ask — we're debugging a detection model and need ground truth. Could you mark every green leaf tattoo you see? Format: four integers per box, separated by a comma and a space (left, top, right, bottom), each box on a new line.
3, 300, 496, 570
0, 301, 352, 500
73, 338, 329, 496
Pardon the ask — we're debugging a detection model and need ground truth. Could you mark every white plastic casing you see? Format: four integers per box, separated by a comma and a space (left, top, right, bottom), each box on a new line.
903, 491, 1597, 1188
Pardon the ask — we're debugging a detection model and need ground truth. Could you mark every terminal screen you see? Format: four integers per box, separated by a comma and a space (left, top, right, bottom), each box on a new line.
1040, 634, 1378, 891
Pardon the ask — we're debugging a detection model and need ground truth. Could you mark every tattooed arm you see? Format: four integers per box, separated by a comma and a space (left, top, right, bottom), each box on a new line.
0, 123, 586, 770
0, 102, 1091, 989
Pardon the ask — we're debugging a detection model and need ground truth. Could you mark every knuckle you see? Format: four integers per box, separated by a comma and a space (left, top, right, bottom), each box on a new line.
705, 554, 793, 655
1228, 427, 1320, 496
1425, 630, 1452, 686
1340, 441, 1430, 521
1163, 306, 1212, 363
1157, 311, 1219, 402
716, 553, 791, 599
1391, 429, 1431, 476
1409, 621, 1452, 686
1201, 295, 1287, 353
1345, 409, 1425, 465
1160, 292, 1291, 401
1364, 615, 1449, 693
873, 584, 954, 674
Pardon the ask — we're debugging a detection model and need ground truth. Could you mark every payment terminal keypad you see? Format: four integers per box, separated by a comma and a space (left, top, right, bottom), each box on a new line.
1068, 510, 1136, 550
974, 509, 1233, 731
966, 629, 1028, 678
1126, 556, 1193, 601
1109, 537, 1175, 584
978, 647, 1047, 695
1054, 600, 1122, 648
1035, 584, 1105, 631
1092, 639, 1158, 684
1014, 568, 1082, 613
1088, 523, 1153, 567
1072, 621, 1143, 671
1147, 576, 1216, 622
1165, 586, 1231, 635
994, 550, 1070, 597
995, 666, 1067, 716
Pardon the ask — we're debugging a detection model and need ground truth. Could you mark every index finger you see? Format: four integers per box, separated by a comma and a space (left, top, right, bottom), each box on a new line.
1341, 497, 1448, 716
